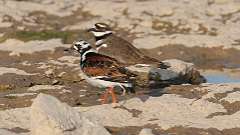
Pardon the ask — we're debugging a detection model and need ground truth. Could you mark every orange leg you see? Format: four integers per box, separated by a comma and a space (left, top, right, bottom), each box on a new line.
101, 89, 109, 104
100, 86, 118, 104
109, 86, 117, 103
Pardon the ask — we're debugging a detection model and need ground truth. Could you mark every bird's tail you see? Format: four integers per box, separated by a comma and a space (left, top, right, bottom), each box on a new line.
118, 83, 135, 96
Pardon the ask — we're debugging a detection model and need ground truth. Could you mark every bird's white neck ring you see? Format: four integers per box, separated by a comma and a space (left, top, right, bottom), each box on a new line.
81, 49, 96, 62
91, 31, 112, 37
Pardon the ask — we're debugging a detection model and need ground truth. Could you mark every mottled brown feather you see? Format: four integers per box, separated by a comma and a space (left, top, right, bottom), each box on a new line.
82, 52, 134, 82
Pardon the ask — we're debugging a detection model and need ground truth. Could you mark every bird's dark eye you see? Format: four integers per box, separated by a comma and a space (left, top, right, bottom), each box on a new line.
75, 44, 81, 48
83, 42, 88, 45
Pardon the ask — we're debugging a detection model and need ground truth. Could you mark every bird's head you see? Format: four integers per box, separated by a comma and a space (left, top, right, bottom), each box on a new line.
87, 23, 113, 37
72, 40, 92, 54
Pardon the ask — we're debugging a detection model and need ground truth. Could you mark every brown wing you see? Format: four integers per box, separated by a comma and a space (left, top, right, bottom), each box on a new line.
82, 52, 136, 83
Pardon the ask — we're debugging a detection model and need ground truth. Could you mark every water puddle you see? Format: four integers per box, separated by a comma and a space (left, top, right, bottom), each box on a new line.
201, 69, 240, 84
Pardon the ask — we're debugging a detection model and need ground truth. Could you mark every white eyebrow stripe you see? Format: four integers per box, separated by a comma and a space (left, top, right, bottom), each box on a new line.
73, 45, 79, 50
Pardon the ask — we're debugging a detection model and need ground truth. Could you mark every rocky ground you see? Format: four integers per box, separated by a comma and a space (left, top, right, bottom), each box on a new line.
1, 0, 240, 135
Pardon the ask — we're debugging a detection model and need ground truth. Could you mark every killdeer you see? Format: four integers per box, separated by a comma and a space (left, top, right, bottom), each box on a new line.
87, 23, 113, 51
72, 39, 136, 104
87, 22, 170, 69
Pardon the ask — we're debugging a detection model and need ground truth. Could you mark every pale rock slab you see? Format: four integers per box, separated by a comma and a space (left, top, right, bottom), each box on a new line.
0, 129, 29, 135
0, 39, 69, 56
0, 108, 30, 130
1, 83, 240, 132
214, 0, 231, 4
127, 59, 205, 86
79, 91, 240, 130
221, 91, 240, 103
28, 85, 64, 92
139, 128, 154, 135
0, 67, 37, 76
0, 129, 19, 135
30, 93, 111, 135
1, 84, 240, 132
162, 59, 194, 75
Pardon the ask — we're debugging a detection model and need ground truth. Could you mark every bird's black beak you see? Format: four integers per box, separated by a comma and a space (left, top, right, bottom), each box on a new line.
64, 46, 79, 55
64, 45, 75, 53
64, 48, 72, 52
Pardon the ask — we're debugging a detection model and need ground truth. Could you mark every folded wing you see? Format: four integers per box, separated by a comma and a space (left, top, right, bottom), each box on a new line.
81, 52, 136, 83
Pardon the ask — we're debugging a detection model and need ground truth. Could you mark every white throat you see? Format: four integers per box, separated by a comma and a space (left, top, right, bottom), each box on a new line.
91, 31, 112, 37
96, 44, 108, 52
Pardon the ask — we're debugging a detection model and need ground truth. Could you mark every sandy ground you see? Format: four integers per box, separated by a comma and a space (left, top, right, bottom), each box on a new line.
1, 0, 240, 49
1, 83, 240, 135
1, 0, 240, 69
1, 0, 240, 135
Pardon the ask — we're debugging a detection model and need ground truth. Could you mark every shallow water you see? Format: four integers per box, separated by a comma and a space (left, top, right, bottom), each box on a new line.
201, 69, 240, 84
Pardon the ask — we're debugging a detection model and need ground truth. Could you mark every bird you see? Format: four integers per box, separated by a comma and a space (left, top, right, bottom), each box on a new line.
87, 22, 170, 69
72, 39, 136, 104
87, 23, 113, 51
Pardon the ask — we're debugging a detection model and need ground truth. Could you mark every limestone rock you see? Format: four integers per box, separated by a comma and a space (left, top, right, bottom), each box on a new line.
0, 129, 19, 135
162, 59, 194, 75
1, 84, 240, 134
161, 59, 206, 84
127, 59, 206, 87
126, 64, 152, 86
0, 129, 29, 135
214, 0, 231, 4
30, 93, 111, 135
139, 128, 154, 135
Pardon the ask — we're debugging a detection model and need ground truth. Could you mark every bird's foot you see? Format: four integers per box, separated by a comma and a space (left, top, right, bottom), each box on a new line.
111, 102, 120, 108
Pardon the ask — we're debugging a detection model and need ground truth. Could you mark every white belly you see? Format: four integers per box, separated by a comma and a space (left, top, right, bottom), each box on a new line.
81, 73, 132, 88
